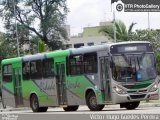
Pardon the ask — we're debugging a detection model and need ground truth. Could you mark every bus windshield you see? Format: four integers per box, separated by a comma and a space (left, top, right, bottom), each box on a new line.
111, 53, 157, 82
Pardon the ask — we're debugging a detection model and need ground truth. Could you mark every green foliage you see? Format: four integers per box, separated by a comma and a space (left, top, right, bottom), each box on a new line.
130, 29, 160, 53
99, 25, 114, 38
0, 0, 69, 51
99, 20, 136, 42
38, 40, 49, 53
0, 32, 17, 59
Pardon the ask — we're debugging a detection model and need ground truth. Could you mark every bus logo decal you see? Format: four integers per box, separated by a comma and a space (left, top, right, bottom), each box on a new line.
40, 81, 56, 90
67, 81, 81, 89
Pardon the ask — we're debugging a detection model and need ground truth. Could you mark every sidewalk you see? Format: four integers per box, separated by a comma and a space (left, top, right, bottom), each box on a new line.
139, 100, 160, 108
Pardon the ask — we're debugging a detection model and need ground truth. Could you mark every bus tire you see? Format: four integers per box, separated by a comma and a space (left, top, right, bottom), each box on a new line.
39, 107, 48, 112
121, 101, 140, 110
30, 94, 48, 112
2, 104, 6, 109
63, 105, 79, 111
86, 92, 104, 111
2, 100, 6, 109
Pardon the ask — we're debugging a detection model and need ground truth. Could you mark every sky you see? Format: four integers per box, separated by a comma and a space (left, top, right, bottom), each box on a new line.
1, 0, 160, 35
67, 0, 160, 36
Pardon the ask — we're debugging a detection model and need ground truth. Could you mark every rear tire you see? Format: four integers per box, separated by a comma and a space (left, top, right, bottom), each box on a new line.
2, 103, 6, 109
63, 105, 79, 111
30, 94, 48, 112
86, 92, 104, 111
2, 100, 6, 109
39, 107, 48, 112
121, 101, 140, 110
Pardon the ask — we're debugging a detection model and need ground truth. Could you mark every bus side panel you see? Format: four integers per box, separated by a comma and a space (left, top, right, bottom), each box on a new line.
2, 64, 16, 107
66, 76, 86, 105
22, 77, 59, 107
22, 58, 59, 107
66, 75, 101, 105
38, 77, 59, 107
2, 83, 16, 108
2, 62, 23, 108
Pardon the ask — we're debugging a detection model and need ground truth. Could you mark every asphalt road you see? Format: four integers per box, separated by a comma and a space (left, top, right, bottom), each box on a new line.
0, 105, 160, 120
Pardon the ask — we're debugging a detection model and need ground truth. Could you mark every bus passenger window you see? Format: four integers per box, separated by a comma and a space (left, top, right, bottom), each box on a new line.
43, 59, 54, 78
23, 62, 30, 80
68, 52, 97, 75
84, 53, 97, 73
69, 55, 84, 75
30, 61, 42, 79
3, 65, 12, 83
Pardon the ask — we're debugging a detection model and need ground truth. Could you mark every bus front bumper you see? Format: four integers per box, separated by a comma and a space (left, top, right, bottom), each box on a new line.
112, 90, 159, 104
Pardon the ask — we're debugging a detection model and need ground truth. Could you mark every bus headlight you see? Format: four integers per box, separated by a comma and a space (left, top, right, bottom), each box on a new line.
113, 86, 127, 94
149, 84, 158, 92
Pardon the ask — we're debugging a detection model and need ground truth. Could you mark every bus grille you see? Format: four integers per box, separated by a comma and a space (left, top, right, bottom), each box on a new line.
127, 89, 147, 93
130, 94, 146, 99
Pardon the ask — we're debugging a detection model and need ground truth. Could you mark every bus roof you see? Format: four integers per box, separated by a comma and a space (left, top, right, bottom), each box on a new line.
68, 41, 151, 55
46, 49, 70, 58
1, 57, 21, 65
23, 53, 46, 62
69, 44, 109, 55
1, 41, 151, 64
108, 41, 151, 47
23, 49, 70, 61
2, 49, 70, 64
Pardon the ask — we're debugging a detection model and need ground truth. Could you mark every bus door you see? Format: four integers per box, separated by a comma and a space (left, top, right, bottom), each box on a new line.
99, 57, 111, 102
13, 67, 23, 107
2, 65, 16, 108
56, 62, 67, 105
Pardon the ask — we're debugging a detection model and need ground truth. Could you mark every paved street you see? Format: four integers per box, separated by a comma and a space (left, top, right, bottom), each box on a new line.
0, 105, 160, 114
0, 103, 160, 120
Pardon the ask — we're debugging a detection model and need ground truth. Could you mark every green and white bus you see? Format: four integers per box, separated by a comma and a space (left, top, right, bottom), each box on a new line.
0, 41, 159, 112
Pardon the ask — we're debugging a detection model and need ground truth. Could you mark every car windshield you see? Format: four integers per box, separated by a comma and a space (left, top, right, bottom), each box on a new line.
112, 53, 157, 82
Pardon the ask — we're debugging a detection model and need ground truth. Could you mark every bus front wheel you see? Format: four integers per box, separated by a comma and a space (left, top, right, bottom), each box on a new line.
120, 101, 140, 110
63, 105, 79, 111
86, 92, 104, 111
30, 94, 48, 112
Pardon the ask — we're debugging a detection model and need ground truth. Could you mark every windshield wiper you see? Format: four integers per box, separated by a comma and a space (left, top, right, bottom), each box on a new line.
122, 53, 131, 65
137, 57, 140, 70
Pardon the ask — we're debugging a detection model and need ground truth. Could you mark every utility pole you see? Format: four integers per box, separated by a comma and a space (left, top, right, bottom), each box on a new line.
113, 2, 117, 43
13, 0, 20, 57
147, 0, 150, 30
148, 12, 150, 29
113, 9, 116, 43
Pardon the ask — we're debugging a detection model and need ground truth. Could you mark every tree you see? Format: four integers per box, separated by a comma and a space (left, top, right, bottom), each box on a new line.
0, 0, 68, 50
130, 29, 160, 53
0, 32, 17, 58
38, 39, 49, 53
99, 20, 136, 42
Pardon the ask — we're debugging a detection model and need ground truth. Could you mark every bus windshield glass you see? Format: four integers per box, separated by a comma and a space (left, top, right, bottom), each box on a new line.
111, 53, 156, 82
